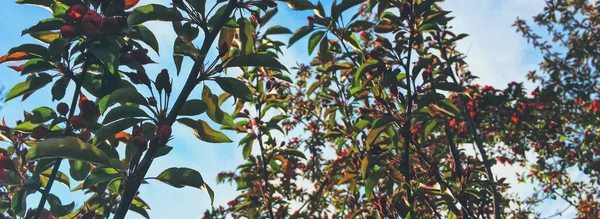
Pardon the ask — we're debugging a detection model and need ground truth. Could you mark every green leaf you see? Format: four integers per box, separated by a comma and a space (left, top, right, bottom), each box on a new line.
31, 107, 57, 123
186, 0, 206, 14
26, 137, 115, 168
214, 77, 252, 102
260, 8, 278, 26
179, 99, 208, 116
48, 38, 67, 62
278, 148, 307, 159
90, 41, 120, 74
173, 55, 184, 76
5, 73, 53, 102
240, 134, 256, 159
47, 194, 75, 217
178, 118, 233, 143
174, 37, 200, 61
83, 168, 121, 189
224, 54, 287, 71
283, 0, 314, 10
14, 121, 38, 131
51, 76, 70, 101
438, 98, 460, 116
108, 178, 123, 194
418, 22, 440, 32
7, 43, 49, 59
103, 106, 150, 124
366, 124, 389, 148
343, 32, 361, 51
337, 0, 363, 14
41, 169, 70, 188
202, 86, 234, 127
238, 18, 255, 55
129, 204, 150, 219
11, 189, 28, 217
131, 25, 160, 55
355, 59, 380, 79
69, 160, 91, 181
21, 58, 53, 75
264, 26, 292, 35
94, 118, 145, 144
289, 26, 313, 47
435, 82, 466, 92
128, 4, 183, 26
22, 18, 64, 35
365, 168, 382, 197
154, 167, 215, 204
360, 156, 369, 179
30, 31, 61, 44
154, 145, 173, 158
108, 88, 149, 107
308, 31, 325, 55
348, 20, 375, 32
16, 0, 53, 9
51, 1, 68, 17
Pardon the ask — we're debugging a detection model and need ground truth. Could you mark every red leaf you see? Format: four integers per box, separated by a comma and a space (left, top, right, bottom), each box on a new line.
0, 52, 30, 64
115, 131, 131, 143
8, 65, 24, 72
79, 93, 89, 106
124, 0, 140, 9
1, 117, 5, 127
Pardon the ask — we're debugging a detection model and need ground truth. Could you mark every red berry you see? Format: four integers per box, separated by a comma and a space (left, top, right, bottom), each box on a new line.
360, 31, 367, 38
31, 126, 48, 139
157, 125, 172, 143
148, 97, 157, 107
82, 10, 104, 35
57, 102, 69, 116
0, 168, 6, 181
80, 100, 100, 122
132, 136, 148, 150
0, 155, 14, 170
306, 16, 314, 23
155, 69, 171, 95
449, 118, 456, 127
292, 137, 298, 143
60, 25, 78, 38
103, 16, 121, 30
132, 124, 142, 137
79, 130, 91, 141
69, 115, 86, 129
67, 5, 86, 21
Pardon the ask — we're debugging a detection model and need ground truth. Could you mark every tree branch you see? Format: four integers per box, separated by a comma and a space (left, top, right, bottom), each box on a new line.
113, 1, 238, 218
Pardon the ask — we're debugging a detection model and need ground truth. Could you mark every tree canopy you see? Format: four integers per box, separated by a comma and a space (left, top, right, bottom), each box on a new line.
0, 0, 598, 218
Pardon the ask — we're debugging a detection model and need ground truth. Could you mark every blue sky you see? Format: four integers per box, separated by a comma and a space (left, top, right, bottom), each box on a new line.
0, 0, 577, 218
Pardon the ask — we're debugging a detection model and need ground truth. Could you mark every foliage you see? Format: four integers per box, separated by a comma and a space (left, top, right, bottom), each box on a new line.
0, 0, 599, 218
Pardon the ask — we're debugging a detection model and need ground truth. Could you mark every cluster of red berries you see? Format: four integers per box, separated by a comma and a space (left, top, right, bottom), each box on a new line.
60, 5, 127, 38
68, 95, 100, 130
155, 69, 172, 95
0, 154, 14, 181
